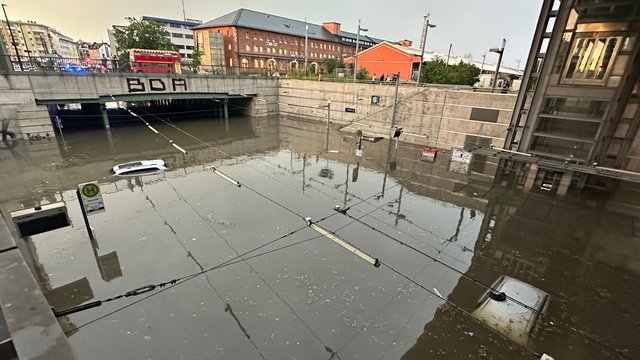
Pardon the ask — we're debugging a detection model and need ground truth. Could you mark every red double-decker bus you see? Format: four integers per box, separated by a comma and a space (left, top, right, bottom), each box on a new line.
129, 49, 182, 74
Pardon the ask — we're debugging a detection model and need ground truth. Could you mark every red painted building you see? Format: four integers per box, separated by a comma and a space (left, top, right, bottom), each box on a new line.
344, 41, 423, 82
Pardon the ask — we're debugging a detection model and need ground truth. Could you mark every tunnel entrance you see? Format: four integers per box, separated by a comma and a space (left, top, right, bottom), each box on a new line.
47, 97, 254, 132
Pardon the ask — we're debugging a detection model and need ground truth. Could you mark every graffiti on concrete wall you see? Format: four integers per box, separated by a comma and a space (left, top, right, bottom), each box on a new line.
126, 78, 188, 93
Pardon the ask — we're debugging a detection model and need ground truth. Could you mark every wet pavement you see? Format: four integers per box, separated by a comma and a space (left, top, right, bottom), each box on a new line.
0, 115, 639, 359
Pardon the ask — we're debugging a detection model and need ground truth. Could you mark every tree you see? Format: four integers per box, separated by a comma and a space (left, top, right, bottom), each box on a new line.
324, 58, 344, 75
420, 57, 480, 86
113, 17, 176, 71
450, 61, 481, 86
184, 49, 203, 73
356, 67, 369, 80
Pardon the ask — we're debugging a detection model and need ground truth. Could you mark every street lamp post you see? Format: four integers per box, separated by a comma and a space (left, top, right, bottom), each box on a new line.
353, 19, 368, 83
1, 4, 23, 71
489, 38, 506, 92
416, 14, 436, 87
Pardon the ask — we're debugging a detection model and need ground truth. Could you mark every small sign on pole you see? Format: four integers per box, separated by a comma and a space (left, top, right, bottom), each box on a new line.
77, 181, 104, 240
78, 182, 105, 215
345, 107, 356, 113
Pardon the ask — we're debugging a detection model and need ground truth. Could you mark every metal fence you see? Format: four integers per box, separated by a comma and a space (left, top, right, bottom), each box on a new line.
0, 55, 227, 75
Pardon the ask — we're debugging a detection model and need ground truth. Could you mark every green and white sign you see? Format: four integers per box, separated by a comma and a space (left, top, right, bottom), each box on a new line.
78, 181, 105, 215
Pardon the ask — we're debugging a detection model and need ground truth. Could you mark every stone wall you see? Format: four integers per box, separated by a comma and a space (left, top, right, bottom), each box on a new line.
278, 79, 517, 151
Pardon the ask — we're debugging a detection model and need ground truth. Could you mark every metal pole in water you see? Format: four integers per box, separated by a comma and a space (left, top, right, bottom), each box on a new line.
76, 189, 95, 240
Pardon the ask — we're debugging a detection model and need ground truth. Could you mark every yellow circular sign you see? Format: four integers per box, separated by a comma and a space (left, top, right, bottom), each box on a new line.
81, 183, 100, 198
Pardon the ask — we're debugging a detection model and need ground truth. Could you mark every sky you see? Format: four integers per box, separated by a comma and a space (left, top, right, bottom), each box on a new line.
4, 0, 542, 69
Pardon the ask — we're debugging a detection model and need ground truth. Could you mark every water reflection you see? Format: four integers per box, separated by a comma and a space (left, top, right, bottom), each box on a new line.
0, 116, 638, 359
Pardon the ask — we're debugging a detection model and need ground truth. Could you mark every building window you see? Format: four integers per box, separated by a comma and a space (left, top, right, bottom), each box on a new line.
253, 46, 258, 52
254, 59, 259, 68
254, 33, 257, 40
241, 58, 249, 68
172, 33, 184, 38
259, 46, 263, 52
228, 44, 231, 50
278, 48, 282, 55
541, 97, 608, 120
259, 33, 263, 40
230, 58, 233, 67
245, 44, 250, 51
284, 38, 287, 44
186, 45, 194, 50
185, 34, 194, 39
564, 35, 621, 82
284, 49, 287, 55
246, 32, 249, 39
259, 59, 264, 68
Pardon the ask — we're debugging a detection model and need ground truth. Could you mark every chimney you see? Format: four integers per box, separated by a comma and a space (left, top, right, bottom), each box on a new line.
398, 39, 412, 47
322, 22, 341, 35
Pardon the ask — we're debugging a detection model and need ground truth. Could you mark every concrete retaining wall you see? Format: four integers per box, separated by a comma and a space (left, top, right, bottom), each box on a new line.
278, 79, 517, 151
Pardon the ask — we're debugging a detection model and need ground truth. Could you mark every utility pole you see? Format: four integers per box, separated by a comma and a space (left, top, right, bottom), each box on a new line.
353, 19, 368, 83
446, 43, 452, 67
490, 38, 506, 92
181, 0, 186, 21
2, 4, 23, 71
320, 101, 331, 151
416, 14, 436, 87
480, 52, 486, 86
304, 18, 308, 76
390, 73, 400, 137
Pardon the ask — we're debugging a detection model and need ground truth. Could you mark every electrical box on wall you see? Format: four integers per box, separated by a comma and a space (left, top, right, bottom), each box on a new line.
10, 202, 70, 238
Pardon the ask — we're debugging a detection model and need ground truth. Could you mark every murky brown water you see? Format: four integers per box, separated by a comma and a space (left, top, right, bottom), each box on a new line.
1, 115, 638, 360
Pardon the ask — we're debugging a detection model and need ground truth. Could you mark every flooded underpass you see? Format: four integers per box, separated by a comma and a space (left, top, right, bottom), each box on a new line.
1, 115, 639, 360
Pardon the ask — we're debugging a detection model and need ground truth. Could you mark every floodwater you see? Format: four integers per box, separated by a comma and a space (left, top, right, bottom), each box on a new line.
1, 115, 639, 360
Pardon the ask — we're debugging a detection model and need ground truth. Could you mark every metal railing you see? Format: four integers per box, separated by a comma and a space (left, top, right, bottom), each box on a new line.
1, 55, 128, 73
0, 55, 229, 75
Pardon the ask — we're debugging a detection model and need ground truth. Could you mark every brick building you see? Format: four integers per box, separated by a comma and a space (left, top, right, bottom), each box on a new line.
194, 8, 384, 75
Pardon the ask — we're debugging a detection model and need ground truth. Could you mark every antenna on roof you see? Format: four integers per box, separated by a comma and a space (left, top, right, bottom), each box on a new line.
181, 0, 186, 21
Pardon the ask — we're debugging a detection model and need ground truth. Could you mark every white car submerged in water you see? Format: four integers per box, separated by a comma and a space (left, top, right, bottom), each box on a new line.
112, 160, 167, 176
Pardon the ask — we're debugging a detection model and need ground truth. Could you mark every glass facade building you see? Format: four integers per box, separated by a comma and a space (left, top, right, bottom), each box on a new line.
505, 0, 640, 192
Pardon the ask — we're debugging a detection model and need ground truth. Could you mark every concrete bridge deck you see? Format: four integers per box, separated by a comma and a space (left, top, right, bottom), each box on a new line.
0, 72, 279, 138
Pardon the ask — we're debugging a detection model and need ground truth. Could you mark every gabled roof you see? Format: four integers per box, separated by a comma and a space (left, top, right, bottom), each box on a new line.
196, 8, 384, 45
345, 41, 524, 76
345, 41, 421, 61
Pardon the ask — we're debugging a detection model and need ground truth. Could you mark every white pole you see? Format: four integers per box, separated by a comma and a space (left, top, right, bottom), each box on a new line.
304, 18, 308, 76
354, 19, 361, 83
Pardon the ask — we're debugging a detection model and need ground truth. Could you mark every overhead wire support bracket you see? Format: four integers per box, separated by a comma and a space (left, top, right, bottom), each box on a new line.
209, 166, 242, 187
305, 217, 380, 267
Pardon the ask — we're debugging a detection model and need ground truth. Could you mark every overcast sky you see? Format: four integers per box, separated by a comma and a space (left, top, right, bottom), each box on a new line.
5, 0, 542, 68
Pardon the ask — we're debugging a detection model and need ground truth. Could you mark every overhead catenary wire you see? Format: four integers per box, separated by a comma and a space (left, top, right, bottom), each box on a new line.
68, 100, 621, 357
332, 207, 636, 360
377, 260, 542, 359
133, 106, 313, 222
63, 177, 407, 334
